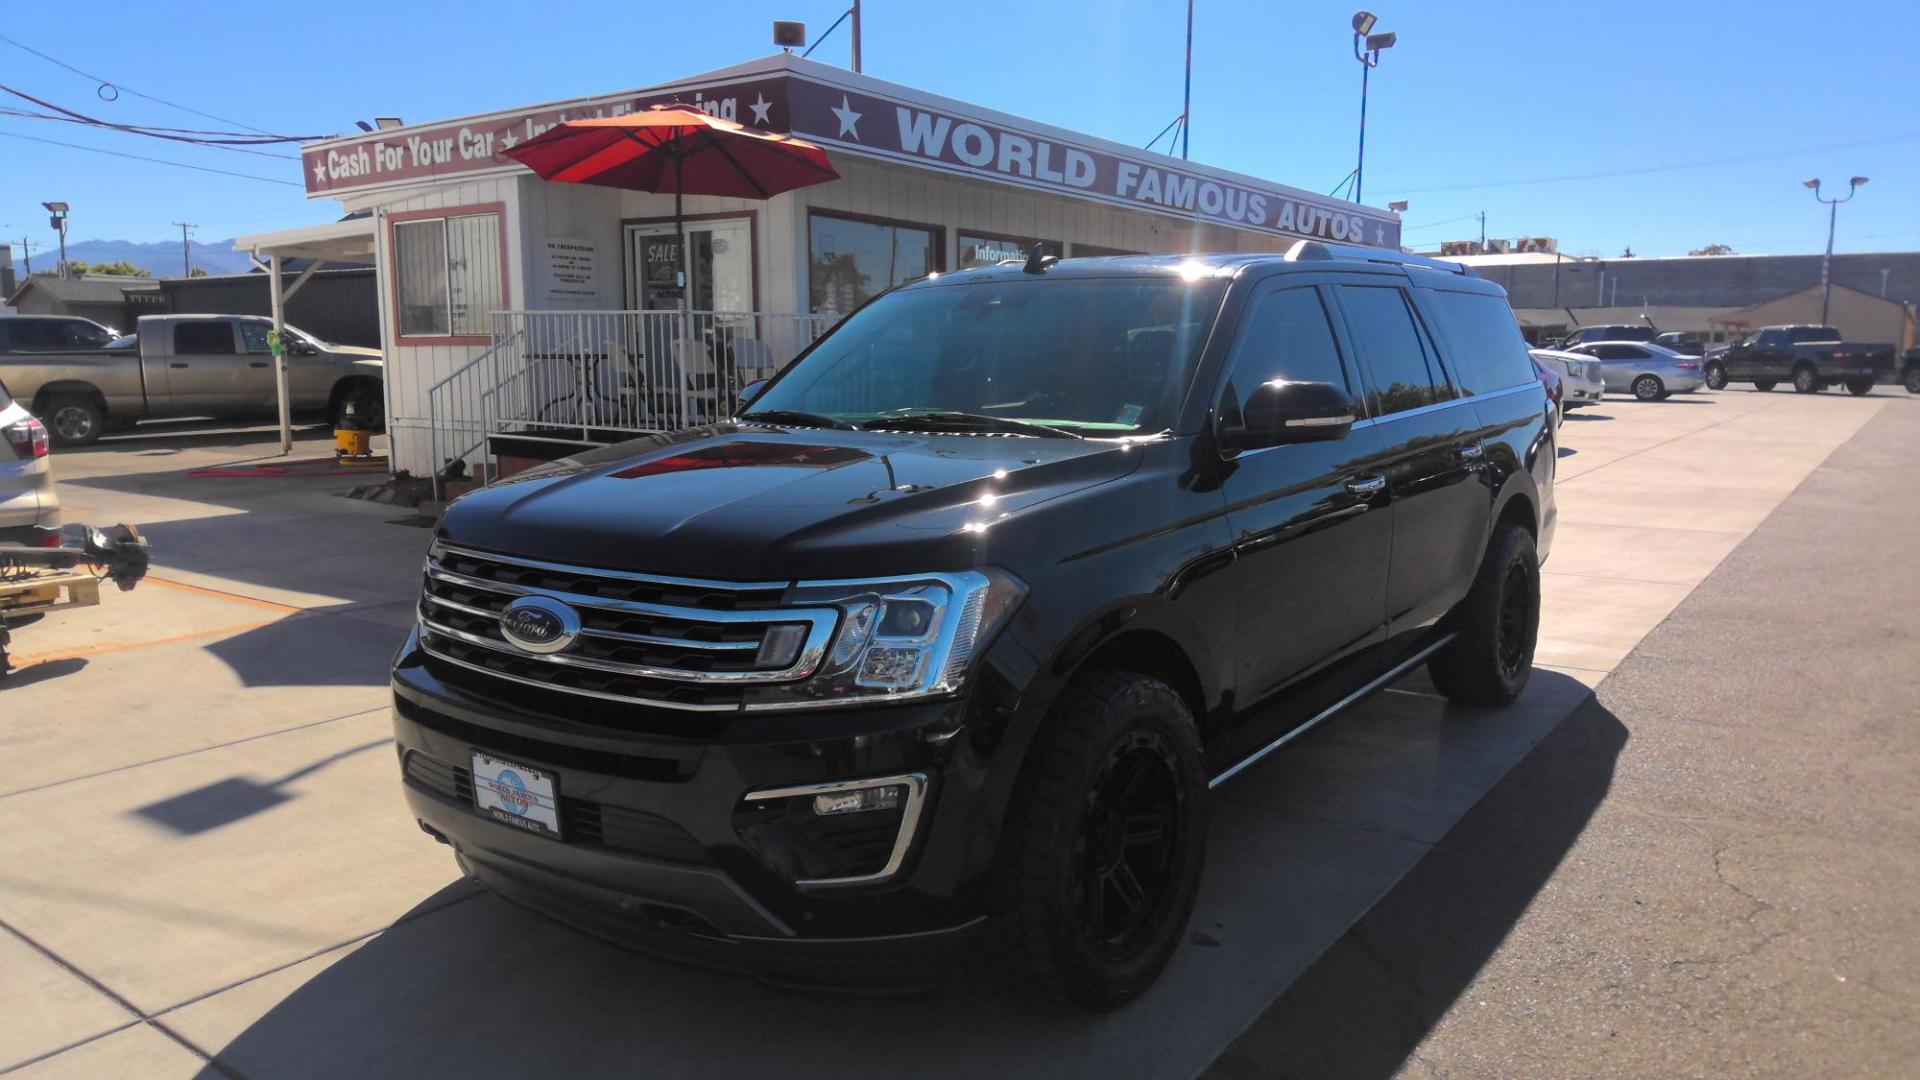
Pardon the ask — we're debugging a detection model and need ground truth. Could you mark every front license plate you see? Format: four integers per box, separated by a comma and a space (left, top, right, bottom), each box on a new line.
471, 752, 561, 837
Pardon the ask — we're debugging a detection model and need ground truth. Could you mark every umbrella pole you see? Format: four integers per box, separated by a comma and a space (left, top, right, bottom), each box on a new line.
675, 153, 692, 426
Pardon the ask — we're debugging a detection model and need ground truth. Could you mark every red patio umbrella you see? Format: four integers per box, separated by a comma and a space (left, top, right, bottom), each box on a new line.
501, 105, 838, 301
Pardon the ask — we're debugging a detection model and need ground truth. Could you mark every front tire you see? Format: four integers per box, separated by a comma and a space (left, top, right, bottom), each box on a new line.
993, 670, 1208, 1010
332, 381, 386, 432
44, 397, 105, 447
1793, 367, 1822, 393
1429, 524, 1540, 706
1905, 367, 1920, 395
1846, 378, 1873, 397
1632, 374, 1665, 401
1753, 380, 1777, 392
1705, 363, 1728, 390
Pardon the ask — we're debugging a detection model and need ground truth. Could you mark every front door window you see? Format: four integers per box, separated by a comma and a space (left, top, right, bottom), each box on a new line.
627, 220, 752, 312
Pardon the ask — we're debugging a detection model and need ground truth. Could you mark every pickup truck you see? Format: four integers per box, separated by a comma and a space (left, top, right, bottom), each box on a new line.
0, 314, 383, 446
1703, 325, 1896, 395
392, 244, 1554, 1008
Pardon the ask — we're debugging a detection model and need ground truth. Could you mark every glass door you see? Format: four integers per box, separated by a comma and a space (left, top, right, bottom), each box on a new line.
625, 218, 754, 425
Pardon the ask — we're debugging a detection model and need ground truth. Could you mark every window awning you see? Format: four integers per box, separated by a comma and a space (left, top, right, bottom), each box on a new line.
233, 216, 376, 263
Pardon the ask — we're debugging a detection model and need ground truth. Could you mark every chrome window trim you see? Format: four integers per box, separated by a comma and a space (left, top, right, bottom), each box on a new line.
1348, 379, 1536, 430
743, 773, 929, 887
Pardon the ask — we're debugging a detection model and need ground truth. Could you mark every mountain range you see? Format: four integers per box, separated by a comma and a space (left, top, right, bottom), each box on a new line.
35, 238, 256, 277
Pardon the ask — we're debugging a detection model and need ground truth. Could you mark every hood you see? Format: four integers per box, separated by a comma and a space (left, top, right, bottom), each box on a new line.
329, 344, 383, 365
439, 425, 1143, 580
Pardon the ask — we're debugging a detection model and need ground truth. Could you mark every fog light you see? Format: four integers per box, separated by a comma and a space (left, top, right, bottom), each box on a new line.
813, 785, 902, 816
755, 623, 809, 669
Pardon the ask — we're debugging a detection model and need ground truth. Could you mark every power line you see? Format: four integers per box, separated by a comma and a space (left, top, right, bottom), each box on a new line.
0, 130, 302, 186
0, 84, 319, 146
0, 106, 298, 160
1375, 130, 1920, 197
1400, 212, 1480, 233
0, 31, 283, 136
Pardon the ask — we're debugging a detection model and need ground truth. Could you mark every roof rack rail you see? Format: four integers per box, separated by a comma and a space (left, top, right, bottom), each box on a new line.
1282, 239, 1476, 277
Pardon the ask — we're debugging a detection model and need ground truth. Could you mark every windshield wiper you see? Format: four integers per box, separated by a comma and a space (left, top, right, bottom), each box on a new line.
861, 410, 1083, 440
737, 409, 857, 431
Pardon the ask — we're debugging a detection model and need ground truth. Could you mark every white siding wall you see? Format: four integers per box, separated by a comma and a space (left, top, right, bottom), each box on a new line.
375, 175, 520, 477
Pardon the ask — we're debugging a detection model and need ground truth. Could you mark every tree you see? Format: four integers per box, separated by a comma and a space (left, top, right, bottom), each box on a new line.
189, 267, 209, 278
74, 260, 154, 277
1689, 243, 1736, 256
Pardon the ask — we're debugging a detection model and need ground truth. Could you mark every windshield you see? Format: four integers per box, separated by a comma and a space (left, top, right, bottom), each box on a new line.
747, 276, 1224, 436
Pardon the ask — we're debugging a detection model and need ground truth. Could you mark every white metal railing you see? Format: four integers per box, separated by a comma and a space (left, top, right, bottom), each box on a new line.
426, 310, 836, 497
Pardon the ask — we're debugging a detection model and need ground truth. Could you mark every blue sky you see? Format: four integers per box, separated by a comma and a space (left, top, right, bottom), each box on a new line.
2, 0, 1913, 260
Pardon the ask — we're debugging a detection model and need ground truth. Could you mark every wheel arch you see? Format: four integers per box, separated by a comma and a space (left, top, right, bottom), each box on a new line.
31, 380, 109, 417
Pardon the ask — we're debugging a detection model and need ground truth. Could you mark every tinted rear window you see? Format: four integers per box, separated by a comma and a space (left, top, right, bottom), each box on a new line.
0, 378, 11, 409
1420, 290, 1536, 393
175, 322, 236, 354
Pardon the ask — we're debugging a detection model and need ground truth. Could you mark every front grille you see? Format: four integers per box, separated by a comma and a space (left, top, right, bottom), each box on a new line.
418, 543, 839, 711
402, 749, 710, 864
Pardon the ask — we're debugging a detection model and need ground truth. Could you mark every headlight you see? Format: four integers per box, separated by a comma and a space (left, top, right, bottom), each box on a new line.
742, 568, 1026, 710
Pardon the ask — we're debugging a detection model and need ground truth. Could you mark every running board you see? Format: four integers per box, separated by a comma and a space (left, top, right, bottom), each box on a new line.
1208, 632, 1458, 789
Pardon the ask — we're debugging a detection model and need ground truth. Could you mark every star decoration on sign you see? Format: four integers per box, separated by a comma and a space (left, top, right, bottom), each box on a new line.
500, 130, 519, 149
830, 95, 862, 139
749, 94, 773, 126
1374, 223, 1386, 245
312, 161, 326, 183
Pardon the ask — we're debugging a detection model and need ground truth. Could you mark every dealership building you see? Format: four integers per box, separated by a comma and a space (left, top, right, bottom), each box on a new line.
238, 53, 1402, 479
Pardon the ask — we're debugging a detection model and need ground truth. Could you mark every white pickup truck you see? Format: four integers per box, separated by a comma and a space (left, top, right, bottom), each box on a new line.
0, 314, 383, 446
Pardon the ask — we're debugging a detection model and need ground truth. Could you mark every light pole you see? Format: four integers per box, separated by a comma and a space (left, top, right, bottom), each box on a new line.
1350, 11, 1396, 206
1804, 176, 1867, 325
42, 202, 70, 278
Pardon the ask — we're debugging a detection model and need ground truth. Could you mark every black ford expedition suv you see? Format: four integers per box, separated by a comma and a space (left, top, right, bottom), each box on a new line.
392, 243, 1555, 1008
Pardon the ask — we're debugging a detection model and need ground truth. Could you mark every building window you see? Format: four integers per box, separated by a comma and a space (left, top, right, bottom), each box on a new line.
1070, 242, 1142, 259
394, 210, 503, 338
808, 212, 941, 317
957, 232, 1062, 269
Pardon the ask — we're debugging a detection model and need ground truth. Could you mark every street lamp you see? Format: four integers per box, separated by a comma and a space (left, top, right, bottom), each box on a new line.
41, 201, 70, 279
1350, 12, 1397, 206
1805, 176, 1867, 324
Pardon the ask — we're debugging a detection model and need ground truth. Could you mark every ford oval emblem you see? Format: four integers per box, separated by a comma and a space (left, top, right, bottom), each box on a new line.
497, 595, 582, 655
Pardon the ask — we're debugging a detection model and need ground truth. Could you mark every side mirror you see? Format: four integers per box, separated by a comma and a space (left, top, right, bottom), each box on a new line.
737, 379, 769, 409
1223, 379, 1356, 450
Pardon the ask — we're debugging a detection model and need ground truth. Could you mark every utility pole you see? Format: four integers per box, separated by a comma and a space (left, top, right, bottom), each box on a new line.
1181, 0, 1194, 159
171, 221, 196, 277
1478, 211, 1486, 253
850, 0, 862, 72
17, 237, 31, 276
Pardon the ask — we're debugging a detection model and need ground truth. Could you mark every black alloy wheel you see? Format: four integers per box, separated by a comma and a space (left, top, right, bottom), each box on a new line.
1495, 562, 1536, 684
1079, 731, 1181, 957
1847, 379, 1874, 397
1753, 380, 1777, 392
1705, 363, 1728, 390
1429, 524, 1540, 706
1793, 367, 1821, 393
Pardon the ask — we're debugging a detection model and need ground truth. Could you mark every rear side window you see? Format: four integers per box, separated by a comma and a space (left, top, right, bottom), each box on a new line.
1421, 290, 1536, 394
1336, 285, 1452, 416
1595, 345, 1648, 361
1219, 287, 1353, 422
175, 322, 236, 354
0, 378, 12, 409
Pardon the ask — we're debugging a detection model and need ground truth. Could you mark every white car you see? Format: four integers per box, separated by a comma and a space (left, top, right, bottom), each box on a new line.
1530, 348, 1606, 410
0, 377, 60, 543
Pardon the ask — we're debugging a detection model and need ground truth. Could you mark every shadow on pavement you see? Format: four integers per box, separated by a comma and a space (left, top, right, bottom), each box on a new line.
0, 656, 88, 687
196, 670, 1612, 1080
1205, 694, 1629, 1080
134, 739, 392, 836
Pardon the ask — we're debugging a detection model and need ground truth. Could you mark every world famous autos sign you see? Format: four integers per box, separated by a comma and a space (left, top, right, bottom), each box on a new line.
300, 63, 1398, 249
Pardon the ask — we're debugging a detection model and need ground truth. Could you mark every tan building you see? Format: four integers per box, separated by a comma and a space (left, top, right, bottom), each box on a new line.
1710, 283, 1917, 351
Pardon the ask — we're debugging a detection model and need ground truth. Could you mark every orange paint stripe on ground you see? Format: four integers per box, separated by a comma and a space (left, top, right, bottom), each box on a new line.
6, 616, 284, 669
146, 575, 305, 614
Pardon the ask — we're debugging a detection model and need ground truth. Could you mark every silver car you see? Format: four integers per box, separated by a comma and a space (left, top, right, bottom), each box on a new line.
1565, 340, 1707, 401
0, 378, 60, 542
1530, 348, 1606, 410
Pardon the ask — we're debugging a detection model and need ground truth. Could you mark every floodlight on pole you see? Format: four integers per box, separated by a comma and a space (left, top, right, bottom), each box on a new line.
1806, 175, 1868, 324
42, 201, 70, 278
1349, 12, 1395, 206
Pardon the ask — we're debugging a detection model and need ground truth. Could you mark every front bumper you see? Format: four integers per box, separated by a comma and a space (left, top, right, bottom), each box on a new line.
390, 629, 1012, 982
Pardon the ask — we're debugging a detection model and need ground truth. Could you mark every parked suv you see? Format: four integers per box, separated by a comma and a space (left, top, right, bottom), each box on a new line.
392, 244, 1554, 1008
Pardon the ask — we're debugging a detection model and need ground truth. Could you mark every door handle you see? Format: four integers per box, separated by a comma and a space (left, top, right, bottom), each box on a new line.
169, 362, 189, 369
1346, 475, 1386, 497
248, 361, 271, 368
1457, 443, 1485, 461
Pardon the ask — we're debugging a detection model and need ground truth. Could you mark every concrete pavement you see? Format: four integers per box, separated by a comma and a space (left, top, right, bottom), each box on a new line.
0, 390, 1906, 1078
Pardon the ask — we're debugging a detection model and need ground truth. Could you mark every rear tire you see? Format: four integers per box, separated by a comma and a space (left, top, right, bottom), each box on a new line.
992, 669, 1208, 1010
1846, 378, 1873, 397
1704, 363, 1728, 390
44, 396, 105, 447
1429, 524, 1540, 707
1632, 374, 1664, 401
1753, 380, 1777, 392
1792, 366, 1822, 393
332, 380, 386, 432
1905, 367, 1920, 395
